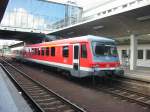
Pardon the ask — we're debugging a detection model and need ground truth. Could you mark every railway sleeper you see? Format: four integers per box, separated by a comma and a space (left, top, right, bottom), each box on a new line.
39, 100, 61, 106
25, 87, 43, 91
32, 94, 50, 98
36, 98, 56, 102
28, 89, 44, 93
43, 106, 74, 112
28, 90, 47, 94
30, 92, 48, 96
22, 85, 38, 87
63, 109, 75, 112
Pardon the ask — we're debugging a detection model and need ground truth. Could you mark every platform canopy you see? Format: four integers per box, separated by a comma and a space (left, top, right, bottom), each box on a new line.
49, 5, 150, 38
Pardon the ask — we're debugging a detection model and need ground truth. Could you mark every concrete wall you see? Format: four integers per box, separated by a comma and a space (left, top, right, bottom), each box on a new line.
82, 0, 149, 20
117, 44, 150, 67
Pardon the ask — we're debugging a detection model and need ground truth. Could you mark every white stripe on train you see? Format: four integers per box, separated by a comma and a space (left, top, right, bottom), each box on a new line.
24, 58, 116, 71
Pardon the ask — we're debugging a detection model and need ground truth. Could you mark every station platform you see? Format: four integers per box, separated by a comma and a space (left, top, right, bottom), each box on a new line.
0, 66, 33, 112
123, 66, 150, 82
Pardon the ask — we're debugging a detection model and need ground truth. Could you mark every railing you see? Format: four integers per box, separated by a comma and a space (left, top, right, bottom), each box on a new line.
0, 9, 81, 33
0, 9, 60, 33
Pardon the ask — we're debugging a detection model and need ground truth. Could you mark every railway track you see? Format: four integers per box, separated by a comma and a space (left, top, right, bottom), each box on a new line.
0, 59, 86, 112
2, 57, 150, 109
107, 76, 150, 95
95, 79, 150, 108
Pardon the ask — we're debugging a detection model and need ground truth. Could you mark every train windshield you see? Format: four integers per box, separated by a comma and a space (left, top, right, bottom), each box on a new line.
92, 42, 118, 57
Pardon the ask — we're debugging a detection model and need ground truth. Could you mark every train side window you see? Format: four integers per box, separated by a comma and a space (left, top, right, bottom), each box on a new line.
51, 47, 55, 56
38, 48, 40, 55
33, 48, 35, 55
41, 48, 45, 56
46, 47, 49, 56
81, 44, 87, 58
63, 46, 69, 57
31, 48, 34, 55
35, 48, 37, 55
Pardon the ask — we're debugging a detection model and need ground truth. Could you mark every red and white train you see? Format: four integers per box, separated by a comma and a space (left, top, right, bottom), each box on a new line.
12, 35, 124, 78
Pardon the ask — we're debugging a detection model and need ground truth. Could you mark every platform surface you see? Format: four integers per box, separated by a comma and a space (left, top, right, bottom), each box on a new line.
0, 67, 33, 112
124, 66, 150, 82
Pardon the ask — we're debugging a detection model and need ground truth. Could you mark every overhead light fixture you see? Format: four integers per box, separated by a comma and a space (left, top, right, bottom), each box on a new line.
93, 25, 104, 30
136, 15, 150, 21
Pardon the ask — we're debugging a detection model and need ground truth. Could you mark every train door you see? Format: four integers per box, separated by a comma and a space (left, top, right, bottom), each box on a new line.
72, 44, 80, 77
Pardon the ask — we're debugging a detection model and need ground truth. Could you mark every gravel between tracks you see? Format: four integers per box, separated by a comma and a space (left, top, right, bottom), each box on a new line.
11, 62, 150, 112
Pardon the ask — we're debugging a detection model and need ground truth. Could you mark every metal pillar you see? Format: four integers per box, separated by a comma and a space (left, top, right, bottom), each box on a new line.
130, 34, 137, 70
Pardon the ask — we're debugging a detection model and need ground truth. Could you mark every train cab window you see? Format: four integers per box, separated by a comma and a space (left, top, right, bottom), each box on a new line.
63, 46, 69, 57
41, 48, 45, 56
51, 47, 55, 56
38, 48, 40, 55
81, 44, 87, 58
138, 50, 143, 59
46, 47, 49, 56
146, 50, 150, 59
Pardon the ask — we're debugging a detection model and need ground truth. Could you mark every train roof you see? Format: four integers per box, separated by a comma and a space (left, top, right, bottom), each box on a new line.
72, 35, 115, 42
27, 35, 115, 47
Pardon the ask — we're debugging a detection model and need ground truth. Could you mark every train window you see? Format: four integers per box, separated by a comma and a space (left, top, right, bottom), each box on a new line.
34, 48, 37, 55
92, 42, 117, 57
41, 48, 45, 56
31, 48, 34, 55
63, 46, 69, 57
28, 48, 31, 56
74, 46, 79, 59
81, 44, 87, 58
35, 48, 37, 55
51, 47, 55, 56
138, 50, 143, 59
146, 50, 150, 59
33, 48, 35, 55
46, 47, 49, 56
38, 48, 40, 55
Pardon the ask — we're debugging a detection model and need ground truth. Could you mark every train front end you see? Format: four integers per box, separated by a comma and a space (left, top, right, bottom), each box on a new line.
91, 40, 124, 76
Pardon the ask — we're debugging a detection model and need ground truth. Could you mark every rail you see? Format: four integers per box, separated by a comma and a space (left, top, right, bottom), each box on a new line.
0, 59, 86, 112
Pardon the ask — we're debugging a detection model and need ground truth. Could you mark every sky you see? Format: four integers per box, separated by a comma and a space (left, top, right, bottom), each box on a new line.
6, 0, 65, 17
0, 0, 110, 45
